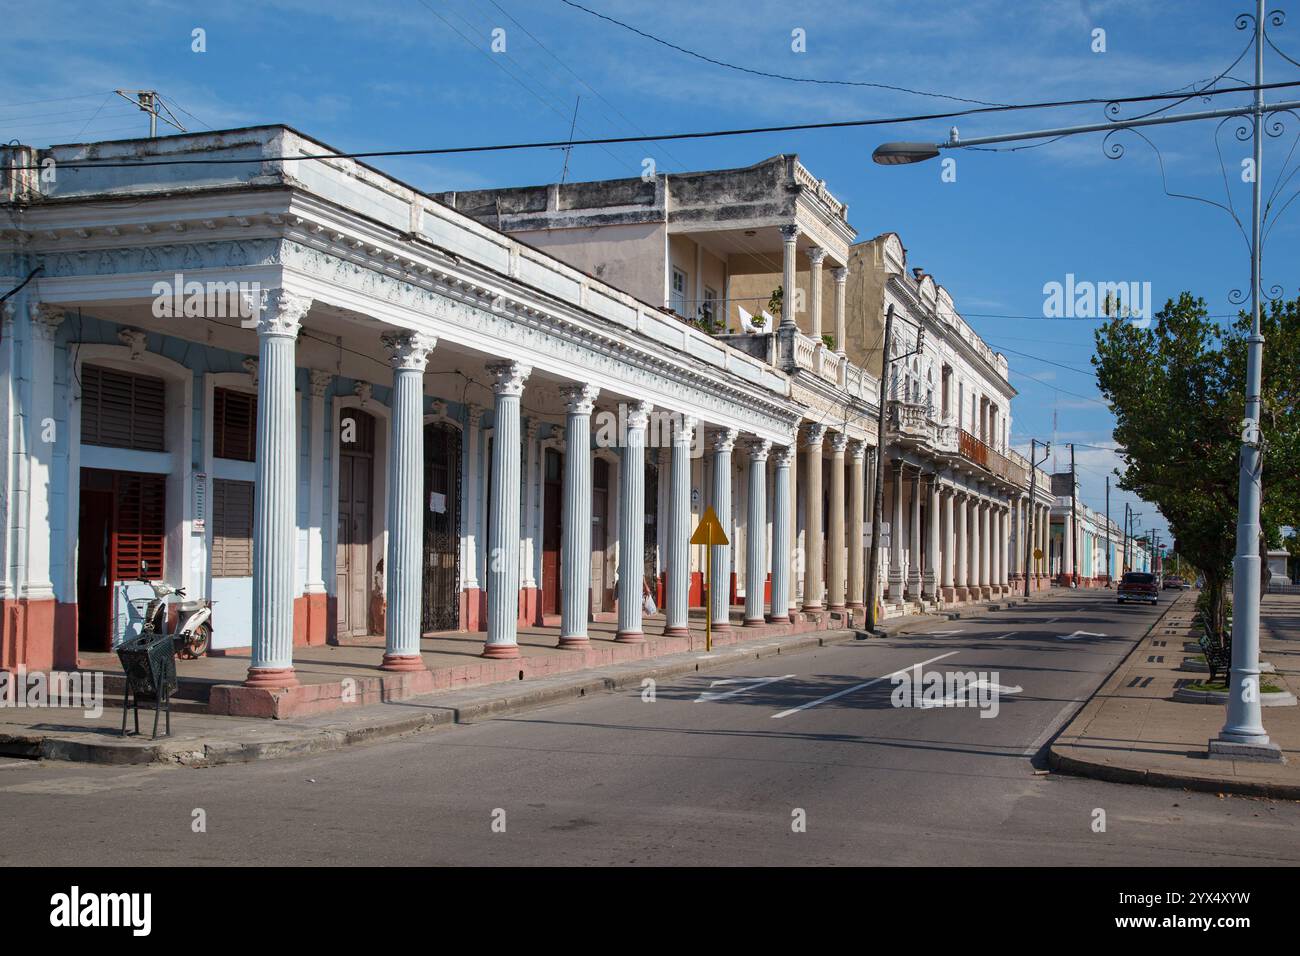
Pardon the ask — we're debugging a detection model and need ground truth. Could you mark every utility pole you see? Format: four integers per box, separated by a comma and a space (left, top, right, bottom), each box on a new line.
1070, 443, 1079, 588
864, 304, 895, 635
1024, 439, 1050, 600
1105, 475, 1112, 587
113, 90, 186, 138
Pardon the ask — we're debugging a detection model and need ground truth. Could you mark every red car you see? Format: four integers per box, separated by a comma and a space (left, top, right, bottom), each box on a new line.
1117, 571, 1159, 605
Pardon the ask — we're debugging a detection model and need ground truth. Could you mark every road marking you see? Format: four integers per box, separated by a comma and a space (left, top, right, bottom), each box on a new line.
919, 678, 1023, 708
924, 629, 965, 636
771, 651, 960, 719
992, 632, 1014, 640
1057, 630, 1105, 641
695, 674, 795, 703
1042, 618, 1059, 625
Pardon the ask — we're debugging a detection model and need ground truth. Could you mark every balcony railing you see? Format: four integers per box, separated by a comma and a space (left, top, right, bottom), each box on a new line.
959, 429, 1029, 486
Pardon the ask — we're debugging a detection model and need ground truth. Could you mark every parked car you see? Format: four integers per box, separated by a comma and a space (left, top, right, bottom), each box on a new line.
1163, 575, 1186, 590
1117, 571, 1159, 605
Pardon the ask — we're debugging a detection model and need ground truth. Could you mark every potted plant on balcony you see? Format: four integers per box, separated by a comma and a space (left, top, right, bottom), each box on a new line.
767, 286, 782, 323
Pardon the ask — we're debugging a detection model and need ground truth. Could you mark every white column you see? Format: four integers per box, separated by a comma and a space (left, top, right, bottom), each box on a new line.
907, 471, 922, 599
744, 438, 771, 625
558, 384, 599, 649
779, 225, 799, 331
709, 427, 738, 630
788, 441, 800, 614
832, 266, 848, 355
802, 425, 826, 611
305, 371, 331, 600
887, 460, 905, 605
20, 304, 62, 610
381, 332, 436, 671
616, 401, 653, 642
847, 440, 866, 609
771, 443, 794, 622
1001, 506, 1011, 591
0, 302, 16, 609
925, 477, 940, 600
968, 494, 981, 600
481, 361, 531, 659
827, 432, 847, 610
955, 490, 968, 600
522, 419, 540, 593
665, 415, 696, 636
941, 485, 955, 599
246, 290, 310, 688
807, 247, 826, 341
979, 497, 991, 597
1063, 507, 1076, 583
462, 405, 484, 594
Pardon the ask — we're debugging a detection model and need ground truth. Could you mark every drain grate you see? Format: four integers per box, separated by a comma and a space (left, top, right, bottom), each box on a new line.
1146, 654, 1165, 663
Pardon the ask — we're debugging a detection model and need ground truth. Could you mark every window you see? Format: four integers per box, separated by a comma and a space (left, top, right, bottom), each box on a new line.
112, 472, 166, 581
211, 479, 254, 578
670, 267, 688, 316
701, 285, 717, 326
81, 365, 166, 451
213, 388, 257, 461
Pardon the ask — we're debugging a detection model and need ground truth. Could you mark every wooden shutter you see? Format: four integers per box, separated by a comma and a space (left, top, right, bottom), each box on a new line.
112, 472, 166, 581
213, 388, 258, 461
81, 365, 166, 451
211, 479, 254, 578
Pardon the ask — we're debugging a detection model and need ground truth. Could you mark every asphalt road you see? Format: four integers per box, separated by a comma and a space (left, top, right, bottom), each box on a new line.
2, 589, 1297, 866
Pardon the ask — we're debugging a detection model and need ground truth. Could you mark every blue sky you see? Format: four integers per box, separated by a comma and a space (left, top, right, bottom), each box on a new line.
12, 0, 1300, 549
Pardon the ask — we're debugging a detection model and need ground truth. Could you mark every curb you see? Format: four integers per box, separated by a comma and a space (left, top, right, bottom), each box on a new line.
1048, 592, 1299, 799
2, 629, 851, 768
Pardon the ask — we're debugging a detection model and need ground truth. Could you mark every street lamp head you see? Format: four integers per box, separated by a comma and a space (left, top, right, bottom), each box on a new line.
872, 142, 942, 165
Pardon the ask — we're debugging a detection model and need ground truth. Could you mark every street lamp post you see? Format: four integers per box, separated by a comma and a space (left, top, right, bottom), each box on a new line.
871, 0, 1283, 760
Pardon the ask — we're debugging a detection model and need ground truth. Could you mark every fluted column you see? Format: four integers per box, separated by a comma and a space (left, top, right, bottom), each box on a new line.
558, 384, 599, 648
941, 485, 955, 601
979, 497, 992, 598
847, 441, 866, 608
807, 247, 826, 341
887, 460, 905, 606
381, 331, 437, 671
744, 439, 771, 625
1042, 505, 1051, 585
481, 361, 531, 659
709, 428, 737, 630
802, 425, 826, 611
788, 439, 800, 615
907, 471, 922, 599
665, 415, 696, 637
246, 290, 311, 688
832, 266, 848, 356
968, 494, 981, 601
924, 477, 940, 600
771, 443, 794, 622
827, 432, 847, 610
779, 225, 799, 331
954, 491, 969, 601
1001, 506, 1012, 592
615, 401, 653, 642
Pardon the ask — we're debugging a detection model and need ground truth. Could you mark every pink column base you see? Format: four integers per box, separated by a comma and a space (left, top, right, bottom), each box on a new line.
481, 642, 520, 659
743, 617, 765, 627
380, 653, 426, 672
614, 631, 645, 644
244, 666, 299, 689
663, 626, 691, 637
557, 636, 590, 650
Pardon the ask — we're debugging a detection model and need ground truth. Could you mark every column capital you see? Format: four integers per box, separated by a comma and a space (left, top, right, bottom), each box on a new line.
253, 288, 311, 338
711, 426, 738, 454
560, 382, 600, 415
31, 303, 65, 340
806, 246, 826, 267
309, 369, 333, 398
525, 419, 541, 441
745, 437, 772, 462
626, 400, 653, 430
828, 431, 849, 454
849, 438, 867, 461
780, 224, 800, 243
486, 361, 531, 396
671, 414, 698, 444
382, 330, 436, 372
775, 443, 797, 468
831, 266, 849, 284
801, 423, 826, 449
467, 403, 485, 427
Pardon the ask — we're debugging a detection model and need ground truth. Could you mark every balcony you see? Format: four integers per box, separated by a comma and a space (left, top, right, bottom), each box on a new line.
888, 400, 934, 444
959, 430, 1029, 486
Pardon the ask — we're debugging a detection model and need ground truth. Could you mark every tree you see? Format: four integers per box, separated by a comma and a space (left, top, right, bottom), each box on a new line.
1092, 292, 1299, 632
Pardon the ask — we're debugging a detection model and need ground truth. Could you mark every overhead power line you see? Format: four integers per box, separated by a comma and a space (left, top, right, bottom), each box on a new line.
556, 0, 1009, 107
11, 78, 1300, 171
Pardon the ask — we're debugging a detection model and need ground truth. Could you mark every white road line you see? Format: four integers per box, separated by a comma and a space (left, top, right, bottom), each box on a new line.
771, 651, 960, 719
993, 632, 1014, 640
1057, 630, 1105, 641
924, 629, 965, 636
1043, 618, 1059, 625
695, 674, 796, 703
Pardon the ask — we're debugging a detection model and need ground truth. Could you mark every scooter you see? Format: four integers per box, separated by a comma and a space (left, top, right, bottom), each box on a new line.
136, 582, 213, 660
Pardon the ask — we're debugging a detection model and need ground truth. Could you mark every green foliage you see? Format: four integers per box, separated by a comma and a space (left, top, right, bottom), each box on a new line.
768, 285, 783, 319
1092, 292, 1299, 631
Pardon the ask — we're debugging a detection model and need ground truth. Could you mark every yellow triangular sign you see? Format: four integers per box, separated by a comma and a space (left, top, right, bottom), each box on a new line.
691, 506, 729, 546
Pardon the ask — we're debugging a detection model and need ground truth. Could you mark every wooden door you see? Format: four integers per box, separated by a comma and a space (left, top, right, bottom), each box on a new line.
77, 485, 115, 651
591, 458, 609, 612
336, 409, 375, 638
542, 449, 563, 616
422, 422, 460, 632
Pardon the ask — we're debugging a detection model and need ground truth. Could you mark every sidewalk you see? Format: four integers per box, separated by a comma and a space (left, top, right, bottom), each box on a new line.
1050, 589, 1300, 800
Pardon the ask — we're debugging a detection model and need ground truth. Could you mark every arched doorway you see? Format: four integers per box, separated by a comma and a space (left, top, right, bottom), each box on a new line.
422, 421, 461, 632
336, 408, 376, 639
